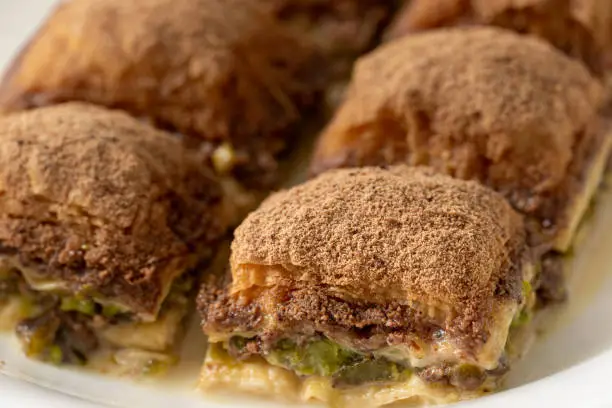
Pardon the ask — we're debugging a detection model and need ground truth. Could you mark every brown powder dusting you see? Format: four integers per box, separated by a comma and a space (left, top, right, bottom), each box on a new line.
311, 27, 602, 220
385, 0, 612, 76
0, 103, 225, 315
231, 166, 526, 328
0, 0, 321, 190
0, 0, 318, 140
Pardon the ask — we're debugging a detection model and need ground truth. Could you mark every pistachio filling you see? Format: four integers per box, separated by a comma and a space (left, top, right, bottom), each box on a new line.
511, 280, 535, 328
223, 336, 499, 391
0, 268, 192, 372
235, 337, 411, 388
264, 338, 364, 379
211, 269, 539, 392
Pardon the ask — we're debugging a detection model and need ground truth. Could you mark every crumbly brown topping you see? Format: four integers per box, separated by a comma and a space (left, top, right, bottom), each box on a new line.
231, 166, 526, 330
311, 28, 603, 222
0, 103, 225, 315
0, 0, 321, 190
385, 0, 612, 76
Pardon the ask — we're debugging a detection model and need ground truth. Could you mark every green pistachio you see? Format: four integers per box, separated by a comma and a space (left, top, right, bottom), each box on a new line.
48, 345, 64, 365
60, 297, 96, 316
101, 304, 123, 318
332, 359, 409, 388
267, 338, 363, 377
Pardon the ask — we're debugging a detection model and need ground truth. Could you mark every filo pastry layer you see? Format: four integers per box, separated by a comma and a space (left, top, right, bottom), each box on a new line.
385, 0, 612, 77
199, 166, 532, 407
310, 27, 611, 254
0, 103, 226, 372
0, 0, 323, 221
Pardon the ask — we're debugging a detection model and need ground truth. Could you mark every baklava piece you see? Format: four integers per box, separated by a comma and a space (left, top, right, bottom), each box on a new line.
0, 103, 225, 374
260, 0, 402, 110
311, 28, 611, 275
385, 0, 612, 77
199, 166, 532, 407
0, 0, 322, 221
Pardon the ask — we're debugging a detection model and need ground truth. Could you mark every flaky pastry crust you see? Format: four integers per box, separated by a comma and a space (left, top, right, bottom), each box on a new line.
0, 0, 321, 189
0, 103, 225, 316
385, 0, 612, 76
230, 166, 526, 333
311, 28, 603, 239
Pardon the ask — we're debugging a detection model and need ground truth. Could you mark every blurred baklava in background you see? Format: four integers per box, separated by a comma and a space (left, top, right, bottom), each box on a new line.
199, 166, 532, 406
312, 28, 611, 304
259, 0, 404, 110
0, 103, 226, 374
0, 0, 327, 221
385, 0, 612, 78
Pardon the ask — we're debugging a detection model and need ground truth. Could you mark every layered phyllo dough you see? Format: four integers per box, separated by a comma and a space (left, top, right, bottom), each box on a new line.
310, 28, 611, 281
0, 0, 323, 221
199, 166, 534, 407
0, 103, 226, 374
385, 0, 612, 77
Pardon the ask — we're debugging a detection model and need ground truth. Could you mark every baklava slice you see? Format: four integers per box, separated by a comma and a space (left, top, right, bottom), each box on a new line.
385, 0, 612, 77
311, 28, 610, 282
199, 166, 531, 407
0, 0, 322, 222
0, 103, 226, 374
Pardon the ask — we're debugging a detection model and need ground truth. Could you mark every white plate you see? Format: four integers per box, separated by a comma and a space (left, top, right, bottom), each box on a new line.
1, 1, 612, 407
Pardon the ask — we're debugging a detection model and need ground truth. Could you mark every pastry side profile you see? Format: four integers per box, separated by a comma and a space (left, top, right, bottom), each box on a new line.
0, 0, 322, 221
311, 28, 611, 275
0, 103, 226, 374
385, 0, 612, 77
199, 166, 533, 407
